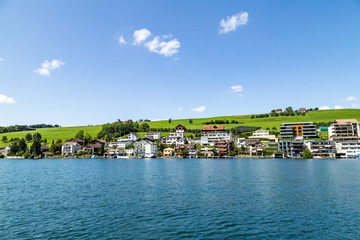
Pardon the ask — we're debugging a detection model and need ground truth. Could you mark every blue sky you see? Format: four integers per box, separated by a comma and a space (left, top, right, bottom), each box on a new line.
1, 0, 360, 126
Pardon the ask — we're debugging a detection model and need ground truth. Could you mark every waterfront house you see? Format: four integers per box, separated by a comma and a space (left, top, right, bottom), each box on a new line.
163, 147, 175, 157
200, 147, 214, 158
280, 122, 317, 139
61, 142, 81, 156
304, 140, 336, 158
335, 141, 360, 158
278, 140, 304, 158
245, 139, 263, 156
83, 143, 102, 155
0, 145, 10, 156
145, 132, 161, 140
134, 139, 158, 158
275, 109, 283, 114
188, 147, 198, 158
214, 140, 229, 156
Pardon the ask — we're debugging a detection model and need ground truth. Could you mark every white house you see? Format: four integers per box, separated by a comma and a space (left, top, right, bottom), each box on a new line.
145, 132, 161, 140
127, 132, 140, 141
0, 145, 10, 156
62, 142, 82, 156
134, 140, 158, 157
201, 125, 231, 146
336, 142, 360, 158
249, 130, 278, 142
108, 139, 133, 148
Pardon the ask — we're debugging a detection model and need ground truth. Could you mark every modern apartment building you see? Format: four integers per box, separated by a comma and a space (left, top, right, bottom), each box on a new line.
278, 140, 304, 158
280, 122, 317, 139
335, 141, 360, 158
304, 140, 336, 158
328, 119, 360, 142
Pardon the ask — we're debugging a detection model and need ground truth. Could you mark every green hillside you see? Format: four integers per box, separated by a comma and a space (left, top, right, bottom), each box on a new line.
0, 125, 102, 147
0, 109, 359, 147
147, 109, 360, 130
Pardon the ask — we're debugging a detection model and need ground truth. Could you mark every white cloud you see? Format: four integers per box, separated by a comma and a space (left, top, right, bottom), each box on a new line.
344, 96, 357, 102
145, 36, 180, 57
0, 94, 16, 104
133, 28, 151, 45
132, 28, 180, 57
118, 35, 127, 45
0, 58, 3, 62
219, 12, 248, 34
334, 105, 344, 109
319, 106, 331, 110
192, 106, 206, 113
178, 107, 183, 111
231, 85, 243, 93
34, 59, 65, 76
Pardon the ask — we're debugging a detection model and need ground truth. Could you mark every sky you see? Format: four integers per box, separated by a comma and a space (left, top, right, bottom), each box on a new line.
1, 0, 360, 126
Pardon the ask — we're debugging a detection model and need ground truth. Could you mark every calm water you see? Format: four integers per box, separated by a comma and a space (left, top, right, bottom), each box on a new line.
0, 158, 360, 239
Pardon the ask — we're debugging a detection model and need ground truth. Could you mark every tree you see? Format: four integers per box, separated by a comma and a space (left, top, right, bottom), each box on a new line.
18, 138, 27, 153
168, 118, 172, 124
32, 132, 42, 142
272, 127, 277, 131
25, 133, 32, 142
189, 119, 193, 124
285, 106, 294, 115
140, 123, 150, 132
31, 132, 42, 156
75, 130, 85, 140
303, 148, 312, 159
2, 136, 7, 142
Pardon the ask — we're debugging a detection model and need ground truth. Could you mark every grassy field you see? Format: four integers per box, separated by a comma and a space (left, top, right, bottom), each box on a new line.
147, 109, 360, 130
0, 109, 359, 147
0, 125, 102, 147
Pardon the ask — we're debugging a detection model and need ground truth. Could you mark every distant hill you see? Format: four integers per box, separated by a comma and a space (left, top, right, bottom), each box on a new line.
0, 109, 359, 147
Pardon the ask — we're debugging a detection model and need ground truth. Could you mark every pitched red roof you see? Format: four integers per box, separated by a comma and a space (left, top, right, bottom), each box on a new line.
202, 125, 225, 131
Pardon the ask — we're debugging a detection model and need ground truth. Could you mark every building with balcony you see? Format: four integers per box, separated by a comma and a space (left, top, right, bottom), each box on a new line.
328, 119, 360, 142
278, 140, 305, 158
335, 141, 360, 158
280, 122, 317, 139
304, 140, 336, 158
201, 125, 231, 145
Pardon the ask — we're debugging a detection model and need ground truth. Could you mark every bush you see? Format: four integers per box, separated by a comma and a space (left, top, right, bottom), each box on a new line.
0, 154, 4, 158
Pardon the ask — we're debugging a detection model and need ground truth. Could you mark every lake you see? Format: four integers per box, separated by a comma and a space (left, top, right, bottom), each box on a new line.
0, 158, 360, 239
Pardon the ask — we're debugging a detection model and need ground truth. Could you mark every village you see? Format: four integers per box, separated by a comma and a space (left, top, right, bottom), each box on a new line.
1, 107, 360, 159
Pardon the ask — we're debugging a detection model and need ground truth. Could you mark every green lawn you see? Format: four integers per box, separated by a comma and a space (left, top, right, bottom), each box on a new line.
1, 109, 359, 147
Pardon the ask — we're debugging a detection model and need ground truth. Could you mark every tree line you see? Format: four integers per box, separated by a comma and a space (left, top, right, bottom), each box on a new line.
0, 124, 60, 134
